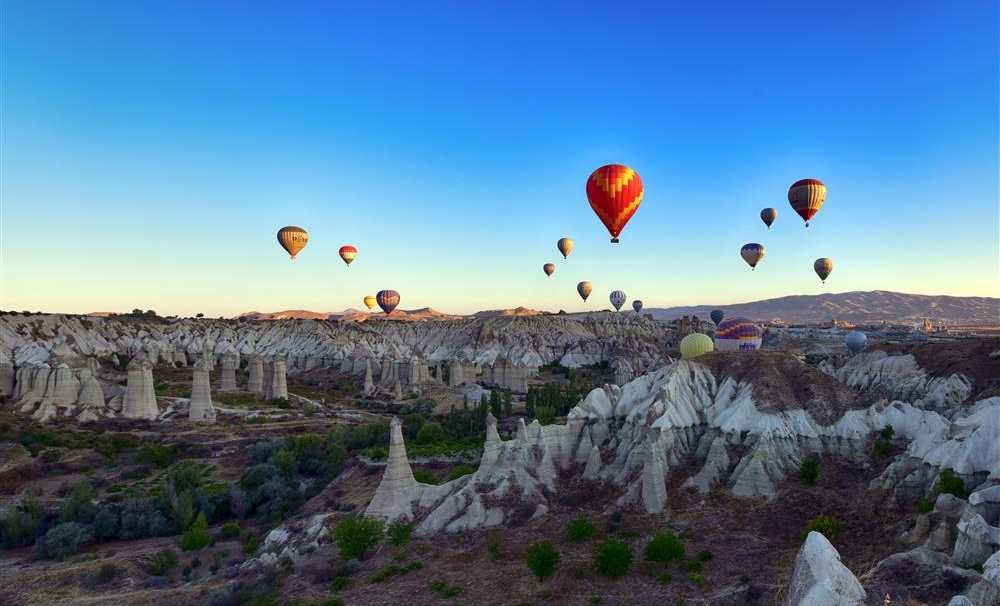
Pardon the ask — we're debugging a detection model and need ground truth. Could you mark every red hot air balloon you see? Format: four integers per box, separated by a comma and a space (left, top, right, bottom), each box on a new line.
376, 290, 400, 315
586, 164, 644, 244
543, 263, 556, 277
788, 178, 827, 227
338, 245, 358, 266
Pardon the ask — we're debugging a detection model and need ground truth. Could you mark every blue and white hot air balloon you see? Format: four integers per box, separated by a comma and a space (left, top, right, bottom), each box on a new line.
610, 290, 626, 311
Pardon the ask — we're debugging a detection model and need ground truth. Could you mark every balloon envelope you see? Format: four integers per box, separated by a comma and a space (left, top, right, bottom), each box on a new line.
586, 164, 644, 243
610, 290, 626, 311
845, 331, 867, 353
339, 245, 358, 265
710, 309, 725, 326
740, 243, 765, 269
632, 300, 643, 313
788, 178, 827, 226
376, 290, 400, 315
543, 263, 556, 277
557, 238, 574, 259
363, 295, 376, 310
814, 258, 833, 283
714, 317, 763, 351
277, 226, 309, 259
760, 208, 777, 229
577, 281, 592, 301
680, 333, 714, 359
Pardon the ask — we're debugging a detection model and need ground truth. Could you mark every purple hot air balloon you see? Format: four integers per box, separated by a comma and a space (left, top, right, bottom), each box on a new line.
632, 299, 643, 313
376, 290, 400, 315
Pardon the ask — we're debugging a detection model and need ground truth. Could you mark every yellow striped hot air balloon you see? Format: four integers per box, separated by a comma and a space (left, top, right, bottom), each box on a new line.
788, 179, 827, 227
363, 295, 377, 310
277, 226, 309, 260
557, 237, 574, 259
680, 333, 714, 359
577, 281, 592, 302
814, 258, 834, 283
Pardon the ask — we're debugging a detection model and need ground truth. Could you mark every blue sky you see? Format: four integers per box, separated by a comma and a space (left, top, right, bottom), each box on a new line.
2, 1, 997, 315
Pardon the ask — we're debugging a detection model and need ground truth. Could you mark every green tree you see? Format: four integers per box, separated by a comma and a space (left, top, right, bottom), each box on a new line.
594, 540, 632, 577
526, 541, 560, 581
565, 516, 595, 543
180, 512, 211, 551
415, 421, 446, 445
644, 531, 684, 563
935, 469, 967, 499
802, 515, 840, 541
536, 406, 555, 426
490, 390, 502, 419
799, 459, 819, 486
503, 390, 513, 418
334, 517, 384, 560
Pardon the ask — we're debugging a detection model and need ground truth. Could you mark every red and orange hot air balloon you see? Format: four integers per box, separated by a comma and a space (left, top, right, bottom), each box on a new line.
543, 263, 556, 277
338, 245, 358, 266
788, 178, 827, 227
586, 164, 644, 244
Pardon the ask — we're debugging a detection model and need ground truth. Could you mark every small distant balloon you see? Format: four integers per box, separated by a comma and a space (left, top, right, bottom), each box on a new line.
338, 245, 358, 266
710, 309, 725, 326
610, 290, 626, 311
577, 281, 592, 302
740, 243, 765, 270
814, 258, 834, 283
586, 164, 644, 244
376, 290, 400, 315
557, 238, 574, 259
788, 178, 827, 227
543, 263, 556, 277
632, 300, 643, 313
363, 295, 376, 310
277, 226, 309, 260
760, 208, 777, 229
845, 331, 867, 354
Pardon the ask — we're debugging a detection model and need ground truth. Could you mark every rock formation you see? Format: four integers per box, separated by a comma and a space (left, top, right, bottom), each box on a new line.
264, 357, 288, 400
121, 357, 158, 420
188, 367, 217, 422
0, 360, 13, 397
31, 363, 81, 422
365, 417, 419, 521
783, 532, 866, 605
218, 353, 239, 391
247, 355, 264, 396
362, 358, 375, 396
74, 368, 107, 422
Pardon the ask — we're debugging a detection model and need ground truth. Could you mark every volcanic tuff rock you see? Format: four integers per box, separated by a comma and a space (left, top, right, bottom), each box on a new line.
122, 357, 158, 420
188, 367, 217, 422
218, 353, 239, 391
783, 532, 866, 606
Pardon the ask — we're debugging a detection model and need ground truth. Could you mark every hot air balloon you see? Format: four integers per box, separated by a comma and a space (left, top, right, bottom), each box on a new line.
610, 290, 626, 311
543, 263, 556, 277
760, 208, 777, 229
814, 258, 834, 283
740, 243, 765, 270
557, 238, 574, 259
788, 178, 827, 227
714, 318, 763, 352
363, 295, 376, 310
680, 333, 714, 359
710, 309, 725, 326
586, 164, 644, 244
845, 331, 867, 354
577, 281, 592, 302
277, 226, 309, 260
376, 290, 400, 315
632, 300, 643, 313
339, 245, 358, 266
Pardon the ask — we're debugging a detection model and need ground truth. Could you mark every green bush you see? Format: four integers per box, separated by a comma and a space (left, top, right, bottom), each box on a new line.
934, 469, 967, 499
799, 459, 819, 485
873, 439, 892, 457
446, 464, 475, 481
242, 532, 260, 556
59, 482, 97, 524
180, 512, 211, 551
686, 560, 703, 573
334, 517, 384, 560
659, 573, 672, 585
139, 443, 178, 468
487, 531, 504, 560
535, 406, 555, 426
594, 540, 632, 577
526, 541, 560, 581
330, 576, 351, 591
415, 422, 447, 445
145, 549, 179, 576
429, 579, 463, 598
696, 550, 713, 563
802, 515, 840, 541
219, 521, 241, 540
879, 425, 895, 440
413, 469, 439, 485
566, 516, 595, 543
271, 449, 299, 477
35, 522, 93, 560
917, 497, 934, 513
688, 571, 705, 588
644, 531, 685, 563
387, 521, 413, 546
96, 563, 120, 584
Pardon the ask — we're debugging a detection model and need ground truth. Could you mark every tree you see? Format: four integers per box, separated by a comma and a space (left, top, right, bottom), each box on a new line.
594, 540, 632, 577
526, 541, 560, 581
502, 390, 513, 418
35, 522, 93, 560
565, 516, 595, 543
799, 459, 819, 486
490, 390, 502, 419
334, 517, 384, 560
644, 531, 685, 563
415, 421, 446, 445
180, 512, 211, 551
802, 515, 840, 541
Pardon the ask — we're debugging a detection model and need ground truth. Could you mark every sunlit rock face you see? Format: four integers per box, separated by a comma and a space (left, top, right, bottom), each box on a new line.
188, 367, 217, 423
122, 357, 158, 420
783, 532, 866, 606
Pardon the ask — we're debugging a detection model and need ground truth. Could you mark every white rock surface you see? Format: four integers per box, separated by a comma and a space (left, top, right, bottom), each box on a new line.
188, 367, 217, 422
122, 357, 158, 420
365, 417, 419, 522
783, 532, 866, 606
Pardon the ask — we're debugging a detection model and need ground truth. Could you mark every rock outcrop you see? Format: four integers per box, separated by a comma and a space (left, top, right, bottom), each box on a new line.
218, 353, 239, 392
188, 367, 216, 422
263, 358, 288, 401
783, 532, 866, 606
365, 417, 419, 521
247, 355, 264, 396
121, 358, 158, 420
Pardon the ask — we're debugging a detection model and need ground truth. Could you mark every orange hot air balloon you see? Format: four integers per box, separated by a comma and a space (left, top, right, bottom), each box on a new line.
339, 245, 358, 266
277, 226, 309, 260
814, 258, 834, 283
557, 237, 574, 259
586, 164, 644, 244
543, 263, 556, 277
363, 295, 376, 310
788, 178, 827, 227
577, 281, 592, 301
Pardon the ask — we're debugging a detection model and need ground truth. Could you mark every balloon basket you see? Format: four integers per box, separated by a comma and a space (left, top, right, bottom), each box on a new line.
610, 238, 620, 244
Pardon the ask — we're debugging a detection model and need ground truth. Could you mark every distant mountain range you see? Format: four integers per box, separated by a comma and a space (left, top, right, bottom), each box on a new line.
233, 291, 997, 326
644, 291, 999, 325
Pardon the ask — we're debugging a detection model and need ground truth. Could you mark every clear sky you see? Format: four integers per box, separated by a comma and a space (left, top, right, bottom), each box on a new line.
2, 1, 998, 316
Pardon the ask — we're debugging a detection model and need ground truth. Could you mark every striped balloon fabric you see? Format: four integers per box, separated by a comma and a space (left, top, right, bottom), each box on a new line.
714, 317, 763, 352
788, 178, 827, 227
610, 290, 626, 311
376, 290, 400, 315
339, 245, 358, 265
586, 164, 644, 244
277, 226, 309, 259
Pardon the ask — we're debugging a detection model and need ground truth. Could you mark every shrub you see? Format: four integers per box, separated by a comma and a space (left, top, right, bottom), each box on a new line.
180, 513, 211, 551
688, 571, 705, 588
799, 459, 819, 485
430, 579, 463, 598
387, 522, 413, 547
880, 425, 895, 440
802, 515, 840, 541
487, 530, 504, 560
219, 521, 241, 540
59, 482, 97, 524
35, 522, 93, 560
696, 550, 713, 563
686, 559, 703, 573
659, 573, 672, 585
146, 549, 179, 576
139, 444, 178, 468
917, 497, 934, 513
446, 464, 475, 481
331, 576, 351, 591
270, 449, 299, 477
334, 517, 384, 560
242, 532, 260, 556
93, 506, 119, 539
526, 541, 560, 581
415, 422, 446, 445
594, 540, 632, 577
644, 531, 685, 563
566, 516, 595, 543
873, 439, 892, 457
412, 469, 439, 485
935, 469, 967, 499
535, 406, 555, 426
96, 563, 120, 584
